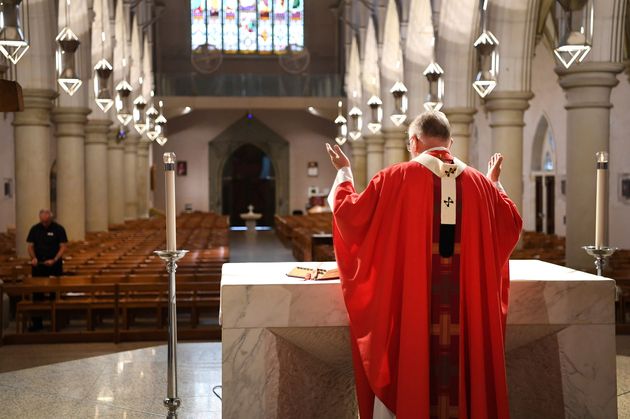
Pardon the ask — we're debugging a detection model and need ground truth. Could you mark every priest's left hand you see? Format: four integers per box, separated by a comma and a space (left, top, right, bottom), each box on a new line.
326, 143, 351, 171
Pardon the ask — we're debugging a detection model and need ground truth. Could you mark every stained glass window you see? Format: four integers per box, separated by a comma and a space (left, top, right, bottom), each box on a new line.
191, 0, 304, 54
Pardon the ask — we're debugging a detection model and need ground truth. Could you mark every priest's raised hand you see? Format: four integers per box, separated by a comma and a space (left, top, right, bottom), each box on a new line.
326, 143, 350, 171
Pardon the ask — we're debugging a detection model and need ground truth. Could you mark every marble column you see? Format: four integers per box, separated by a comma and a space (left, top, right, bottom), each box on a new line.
124, 133, 139, 219
484, 91, 533, 212
85, 119, 111, 232
136, 139, 151, 218
556, 62, 624, 270
52, 107, 91, 241
443, 107, 476, 163
365, 134, 385, 180
107, 127, 125, 226
349, 139, 367, 191
382, 126, 407, 167
13, 89, 56, 257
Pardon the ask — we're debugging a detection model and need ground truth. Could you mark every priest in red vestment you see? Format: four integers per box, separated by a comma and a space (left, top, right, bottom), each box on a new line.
325, 111, 522, 419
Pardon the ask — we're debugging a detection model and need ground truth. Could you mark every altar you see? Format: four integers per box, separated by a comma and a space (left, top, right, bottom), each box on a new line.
220, 260, 617, 419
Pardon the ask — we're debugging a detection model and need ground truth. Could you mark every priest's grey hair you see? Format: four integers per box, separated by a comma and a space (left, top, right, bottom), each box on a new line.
408, 111, 451, 142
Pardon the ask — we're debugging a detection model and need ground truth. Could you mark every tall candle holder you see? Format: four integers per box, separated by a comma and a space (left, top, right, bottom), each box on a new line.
157, 152, 187, 418
582, 246, 616, 277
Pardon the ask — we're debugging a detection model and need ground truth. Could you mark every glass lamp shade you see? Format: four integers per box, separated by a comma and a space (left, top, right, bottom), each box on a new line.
472, 30, 499, 98
423, 62, 444, 112
133, 95, 148, 134
55, 27, 82, 96
367, 95, 383, 134
155, 135, 168, 146
145, 105, 160, 141
0, 0, 29, 64
115, 80, 133, 126
154, 113, 167, 146
554, 0, 593, 69
348, 106, 363, 140
93, 58, 113, 112
334, 114, 347, 145
390, 81, 408, 126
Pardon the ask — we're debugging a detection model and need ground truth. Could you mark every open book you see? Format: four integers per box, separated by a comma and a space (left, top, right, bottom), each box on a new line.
286, 263, 340, 280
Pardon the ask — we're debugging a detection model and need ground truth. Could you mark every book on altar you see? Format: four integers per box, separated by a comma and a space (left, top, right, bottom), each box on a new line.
286, 263, 339, 280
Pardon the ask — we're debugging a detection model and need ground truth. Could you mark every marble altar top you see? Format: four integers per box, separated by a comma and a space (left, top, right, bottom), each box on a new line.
220, 260, 615, 329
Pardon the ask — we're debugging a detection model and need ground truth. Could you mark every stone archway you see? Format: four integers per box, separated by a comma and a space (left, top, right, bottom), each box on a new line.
209, 115, 289, 220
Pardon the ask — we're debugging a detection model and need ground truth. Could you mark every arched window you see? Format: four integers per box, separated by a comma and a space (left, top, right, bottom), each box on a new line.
541, 127, 556, 172
191, 0, 304, 54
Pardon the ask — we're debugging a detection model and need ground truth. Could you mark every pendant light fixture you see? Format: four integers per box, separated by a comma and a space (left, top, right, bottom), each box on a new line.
554, 0, 593, 69
472, 0, 499, 98
334, 100, 347, 145
366, 95, 383, 134
0, 0, 29, 65
115, 57, 133, 126
145, 90, 160, 141
56, 0, 82, 96
154, 100, 168, 146
133, 77, 147, 134
423, 35, 444, 112
348, 106, 363, 140
390, 81, 408, 126
93, 1, 113, 112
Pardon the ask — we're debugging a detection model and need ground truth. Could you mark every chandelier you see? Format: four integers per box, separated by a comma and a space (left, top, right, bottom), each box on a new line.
366, 95, 383, 134
154, 100, 168, 146
0, 0, 29, 65
133, 77, 147, 134
423, 61, 444, 111
554, 0, 593, 69
115, 76, 133, 126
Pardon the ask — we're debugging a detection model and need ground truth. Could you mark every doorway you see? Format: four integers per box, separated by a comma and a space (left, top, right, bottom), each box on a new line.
531, 116, 557, 234
222, 144, 276, 226
534, 175, 555, 234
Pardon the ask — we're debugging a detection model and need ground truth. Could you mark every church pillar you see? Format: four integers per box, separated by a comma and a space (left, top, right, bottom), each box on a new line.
13, 89, 56, 257
382, 126, 408, 167
556, 62, 624, 270
443, 107, 476, 163
52, 107, 91, 241
349, 139, 367, 192
85, 119, 111, 231
107, 127, 125, 226
123, 133, 139, 219
365, 133, 385, 180
484, 91, 533, 212
136, 139, 151, 218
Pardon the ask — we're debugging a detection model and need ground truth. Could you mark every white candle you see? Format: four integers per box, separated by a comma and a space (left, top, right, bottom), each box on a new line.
164, 152, 177, 251
595, 151, 608, 249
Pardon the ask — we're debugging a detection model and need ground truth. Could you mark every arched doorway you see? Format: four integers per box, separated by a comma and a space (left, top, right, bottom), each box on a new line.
208, 115, 289, 225
222, 144, 276, 226
531, 116, 557, 234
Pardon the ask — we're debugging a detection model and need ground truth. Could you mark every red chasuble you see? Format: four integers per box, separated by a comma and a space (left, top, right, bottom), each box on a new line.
331, 151, 522, 419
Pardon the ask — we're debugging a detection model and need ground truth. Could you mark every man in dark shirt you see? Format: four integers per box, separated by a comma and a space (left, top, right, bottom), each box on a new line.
27, 209, 68, 277
26, 209, 68, 331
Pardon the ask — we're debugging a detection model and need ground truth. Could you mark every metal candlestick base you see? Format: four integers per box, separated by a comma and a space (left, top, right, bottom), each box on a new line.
155, 249, 189, 418
582, 246, 617, 276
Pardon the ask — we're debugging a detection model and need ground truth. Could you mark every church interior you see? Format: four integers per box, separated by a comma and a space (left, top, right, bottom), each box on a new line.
0, 0, 629, 417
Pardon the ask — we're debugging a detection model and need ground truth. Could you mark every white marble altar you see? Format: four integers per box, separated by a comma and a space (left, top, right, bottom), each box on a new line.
221, 260, 617, 419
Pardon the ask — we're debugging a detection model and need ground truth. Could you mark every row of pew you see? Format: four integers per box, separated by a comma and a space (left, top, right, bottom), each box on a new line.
275, 213, 335, 261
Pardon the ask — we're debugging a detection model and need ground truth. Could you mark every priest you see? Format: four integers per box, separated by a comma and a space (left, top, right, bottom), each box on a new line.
326, 111, 522, 419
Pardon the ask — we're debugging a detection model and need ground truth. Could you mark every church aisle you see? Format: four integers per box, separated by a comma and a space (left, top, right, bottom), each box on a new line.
228, 230, 296, 263
0, 342, 221, 418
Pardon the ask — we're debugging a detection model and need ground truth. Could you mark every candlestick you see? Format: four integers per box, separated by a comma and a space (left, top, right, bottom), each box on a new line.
595, 151, 608, 249
164, 152, 177, 252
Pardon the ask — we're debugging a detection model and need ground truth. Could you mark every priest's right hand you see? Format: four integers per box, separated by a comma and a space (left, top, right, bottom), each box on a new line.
326, 143, 351, 171
486, 153, 503, 183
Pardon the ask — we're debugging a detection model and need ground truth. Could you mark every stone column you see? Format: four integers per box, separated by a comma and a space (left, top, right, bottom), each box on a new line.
124, 133, 139, 219
365, 133, 385, 181
556, 62, 624, 269
85, 119, 111, 231
13, 89, 56, 257
349, 139, 367, 192
484, 91, 533, 212
382, 126, 407, 167
107, 127, 125, 226
443, 107, 476, 163
52, 107, 91, 241
136, 139, 151, 218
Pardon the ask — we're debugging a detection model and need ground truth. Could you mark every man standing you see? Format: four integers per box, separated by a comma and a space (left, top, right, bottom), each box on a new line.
326, 111, 522, 419
26, 209, 68, 331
